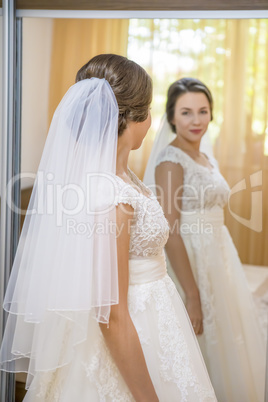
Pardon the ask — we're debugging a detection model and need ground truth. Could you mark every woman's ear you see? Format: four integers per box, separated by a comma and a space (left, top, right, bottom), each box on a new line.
170, 116, 176, 127
170, 111, 175, 126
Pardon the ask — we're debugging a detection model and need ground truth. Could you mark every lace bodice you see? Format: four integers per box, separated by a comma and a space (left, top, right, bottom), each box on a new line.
114, 169, 169, 260
156, 145, 230, 212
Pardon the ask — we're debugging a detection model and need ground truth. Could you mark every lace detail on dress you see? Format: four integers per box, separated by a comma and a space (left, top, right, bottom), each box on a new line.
82, 336, 134, 402
113, 172, 169, 259
128, 276, 216, 402
156, 145, 230, 212
36, 370, 64, 401
113, 177, 140, 212
191, 233, 218, 345
35, 319, 73, 401
253, 290, 268, 340
156, 145, 194, 171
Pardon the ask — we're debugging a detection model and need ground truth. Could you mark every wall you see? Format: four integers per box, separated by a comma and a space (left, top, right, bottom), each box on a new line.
21, 17, 53, 188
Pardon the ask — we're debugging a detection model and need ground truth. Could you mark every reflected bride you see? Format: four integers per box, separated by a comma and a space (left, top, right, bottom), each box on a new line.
144, 77, 266, 402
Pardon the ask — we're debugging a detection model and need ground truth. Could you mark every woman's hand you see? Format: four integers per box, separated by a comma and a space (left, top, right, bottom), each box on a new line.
185, 294, 203, 335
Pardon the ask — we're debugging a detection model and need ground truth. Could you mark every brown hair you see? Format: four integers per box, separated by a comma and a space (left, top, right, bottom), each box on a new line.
76, 54, 152, 136
166, 78, 213, 133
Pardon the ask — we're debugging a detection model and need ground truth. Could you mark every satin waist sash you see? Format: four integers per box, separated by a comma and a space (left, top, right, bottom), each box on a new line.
180, 207, 224, 235
129, 254, 167, 285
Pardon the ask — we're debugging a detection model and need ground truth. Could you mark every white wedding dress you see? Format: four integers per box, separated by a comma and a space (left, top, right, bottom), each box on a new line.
155, 145, 266, 402
23, 169, 217, 402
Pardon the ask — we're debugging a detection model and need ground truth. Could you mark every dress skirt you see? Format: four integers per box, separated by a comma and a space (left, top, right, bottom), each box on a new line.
168, 207, 266, 402
23, 255, 216, 402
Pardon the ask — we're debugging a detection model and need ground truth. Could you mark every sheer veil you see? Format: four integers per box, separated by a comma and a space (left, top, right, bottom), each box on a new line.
143, 115, 176, 191
143, 113, 214, 192
0, 78, 120, 387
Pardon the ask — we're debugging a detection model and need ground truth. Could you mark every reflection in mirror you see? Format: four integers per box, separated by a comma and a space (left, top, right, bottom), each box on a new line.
3, 16, 268, 401
127, 18, 268, 262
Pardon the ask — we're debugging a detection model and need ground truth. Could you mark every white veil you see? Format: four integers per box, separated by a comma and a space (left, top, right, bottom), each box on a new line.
143, 114, 176, 190
0, 78, 120, 387
143, 113, 214, 191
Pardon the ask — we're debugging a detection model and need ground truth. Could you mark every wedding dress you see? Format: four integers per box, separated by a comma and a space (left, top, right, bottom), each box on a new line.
22, 169, 217, 402
155, 145, 266, 402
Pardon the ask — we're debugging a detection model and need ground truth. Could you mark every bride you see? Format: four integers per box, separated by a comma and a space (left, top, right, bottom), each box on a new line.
144, 77, 266, 402
0, 55, 216, 401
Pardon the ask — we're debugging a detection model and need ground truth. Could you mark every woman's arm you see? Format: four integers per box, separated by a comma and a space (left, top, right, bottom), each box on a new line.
100, 203, 159, 402
155, 161, 203, 335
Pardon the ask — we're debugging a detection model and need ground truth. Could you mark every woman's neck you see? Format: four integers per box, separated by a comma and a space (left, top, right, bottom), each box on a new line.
172, 136, 201, 154
116, 138, 131, 176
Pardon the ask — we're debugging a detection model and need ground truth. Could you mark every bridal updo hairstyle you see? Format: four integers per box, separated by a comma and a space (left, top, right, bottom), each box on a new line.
76, 54, 152, 136
166, 78, 213, 133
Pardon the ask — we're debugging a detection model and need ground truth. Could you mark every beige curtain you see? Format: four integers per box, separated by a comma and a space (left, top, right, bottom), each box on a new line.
48, 19, 129, 123
218, 20, 268, 266
127, 19, 268, 266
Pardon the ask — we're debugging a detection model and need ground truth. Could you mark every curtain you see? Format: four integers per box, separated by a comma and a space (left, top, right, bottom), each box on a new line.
48, 19, 129, 123
127, 19, 268, 266
220, 20, 268, 266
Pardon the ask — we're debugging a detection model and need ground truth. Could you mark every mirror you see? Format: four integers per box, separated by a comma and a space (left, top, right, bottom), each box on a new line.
1, 11, 267, 401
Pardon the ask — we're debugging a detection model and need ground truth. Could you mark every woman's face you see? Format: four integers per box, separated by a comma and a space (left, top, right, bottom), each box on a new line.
172, 92, 211, 143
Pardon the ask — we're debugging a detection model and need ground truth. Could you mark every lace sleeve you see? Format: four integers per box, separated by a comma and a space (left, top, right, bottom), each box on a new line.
155, 145, 190, 172
113, 177, 140, 211
208, 154, 219, 170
